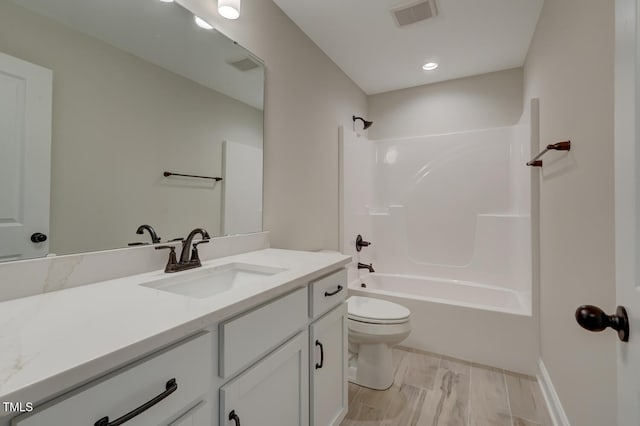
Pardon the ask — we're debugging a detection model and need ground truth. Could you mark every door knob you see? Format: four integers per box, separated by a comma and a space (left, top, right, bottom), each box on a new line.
30, 232, 48, 243
575, 305, 629, 342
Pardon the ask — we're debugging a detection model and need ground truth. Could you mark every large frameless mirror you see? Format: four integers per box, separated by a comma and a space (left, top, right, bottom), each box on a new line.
0, 0, 264, 262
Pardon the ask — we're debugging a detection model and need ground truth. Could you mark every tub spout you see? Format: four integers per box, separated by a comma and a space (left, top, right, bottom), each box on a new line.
358, 262, 375, 273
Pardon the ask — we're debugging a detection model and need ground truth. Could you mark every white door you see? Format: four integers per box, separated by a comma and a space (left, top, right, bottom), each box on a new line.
310, 303, 348, 426
220, 331, 309, 426
615, 0, 640, 424
0, 51, 52, 261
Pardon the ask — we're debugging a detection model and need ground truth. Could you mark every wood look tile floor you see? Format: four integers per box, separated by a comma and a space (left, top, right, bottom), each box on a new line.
341, 347, 552, 426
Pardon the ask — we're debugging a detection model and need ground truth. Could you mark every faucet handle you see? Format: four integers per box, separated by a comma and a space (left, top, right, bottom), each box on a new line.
168, 237, 184, 243
155, 245, 178, 273
356, 235, 371, 252
190, 240, 210, 265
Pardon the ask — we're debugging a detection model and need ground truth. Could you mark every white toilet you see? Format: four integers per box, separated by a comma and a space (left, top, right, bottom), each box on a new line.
347, 296, 411, 390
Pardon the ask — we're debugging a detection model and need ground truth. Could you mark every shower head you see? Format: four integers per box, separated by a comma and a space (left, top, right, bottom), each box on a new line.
353, 115, 373, 130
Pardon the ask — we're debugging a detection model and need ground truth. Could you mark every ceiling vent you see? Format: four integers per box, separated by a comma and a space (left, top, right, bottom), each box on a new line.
391, 0, 438, 27
228, 57, 261, 71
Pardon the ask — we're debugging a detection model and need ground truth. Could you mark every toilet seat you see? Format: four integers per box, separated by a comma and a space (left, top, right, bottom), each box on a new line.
347, 296, 410, 325
348, 317, 411, 336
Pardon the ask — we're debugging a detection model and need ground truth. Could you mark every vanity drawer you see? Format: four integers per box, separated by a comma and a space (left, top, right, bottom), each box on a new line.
12, 333, 212, 426
309, 269, 347, 319
219, 286, 307, 379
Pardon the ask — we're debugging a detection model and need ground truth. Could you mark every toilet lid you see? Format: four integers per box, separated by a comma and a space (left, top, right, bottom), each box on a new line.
347, 296, 410, 324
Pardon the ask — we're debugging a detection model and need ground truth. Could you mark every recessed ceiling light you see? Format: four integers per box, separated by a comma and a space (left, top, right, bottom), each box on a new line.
158, 0, 174, 3
422, 62, 439, 71
194, 16, 214, 30
219, 0, 241, 20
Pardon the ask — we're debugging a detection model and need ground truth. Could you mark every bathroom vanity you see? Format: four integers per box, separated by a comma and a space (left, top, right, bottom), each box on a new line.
0, 1, 349, 424
0, 249, 350, 426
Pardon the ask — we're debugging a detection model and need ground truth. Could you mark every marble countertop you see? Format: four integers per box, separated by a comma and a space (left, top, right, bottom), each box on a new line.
0, 248, 350, 414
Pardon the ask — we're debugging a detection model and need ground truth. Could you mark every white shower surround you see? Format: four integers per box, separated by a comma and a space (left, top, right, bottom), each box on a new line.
339, 103, 537, 373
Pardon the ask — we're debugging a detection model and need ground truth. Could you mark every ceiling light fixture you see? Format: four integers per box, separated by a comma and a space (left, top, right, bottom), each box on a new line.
422, 62, 439, 71
194, 16, 214, 30
218, 0, 241, 20
158, 0, 174, 3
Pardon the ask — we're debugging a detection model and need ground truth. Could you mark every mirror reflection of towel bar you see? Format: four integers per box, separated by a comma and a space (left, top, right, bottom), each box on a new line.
163, 171, 223, 181
526, 140, 571, 167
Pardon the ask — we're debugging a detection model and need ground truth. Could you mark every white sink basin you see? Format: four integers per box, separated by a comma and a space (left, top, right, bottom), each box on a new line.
141, 263, 287, 298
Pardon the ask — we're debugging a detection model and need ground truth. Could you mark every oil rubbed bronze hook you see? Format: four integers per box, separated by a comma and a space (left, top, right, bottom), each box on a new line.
526, 141, 571, 167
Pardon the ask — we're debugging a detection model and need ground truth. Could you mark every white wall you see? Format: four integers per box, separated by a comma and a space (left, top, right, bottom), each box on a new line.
0, 1, 263, 255
179, 0, 368, 251
523, 0, 617, 424
368, 68, 524, 140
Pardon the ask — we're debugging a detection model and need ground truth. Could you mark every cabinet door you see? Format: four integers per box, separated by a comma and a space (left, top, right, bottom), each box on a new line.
220, 331, 309, 426
168, 401, 209, 426
310, 303, 348, 426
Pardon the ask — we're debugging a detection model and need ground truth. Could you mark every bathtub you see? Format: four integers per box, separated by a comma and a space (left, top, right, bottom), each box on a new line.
353, 273, 529, 315
348, 273, 538, 374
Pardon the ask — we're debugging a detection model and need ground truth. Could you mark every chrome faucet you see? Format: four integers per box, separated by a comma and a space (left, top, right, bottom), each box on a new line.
357, 262, 375, 273
155, 228, 210, 273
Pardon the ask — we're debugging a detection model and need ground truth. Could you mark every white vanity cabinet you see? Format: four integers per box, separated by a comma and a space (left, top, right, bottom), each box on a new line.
310, 304, 348, 426
168, 401, 209, 426
309, 269, 348, 426
219, 287, 308, 379
309, 269, 347, 318
5, 264, 350, 426
220, 331, 309, 426
218, 287, 309, 426
11, 333, 212, 426
216, 269, 348, 426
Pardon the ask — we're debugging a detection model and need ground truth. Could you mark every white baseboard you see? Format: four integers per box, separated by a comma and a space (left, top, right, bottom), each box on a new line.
537, 359, 571, 426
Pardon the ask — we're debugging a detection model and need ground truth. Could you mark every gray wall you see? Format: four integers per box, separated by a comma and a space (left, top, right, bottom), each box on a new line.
179, 0, 368, 251
524, 0, 616, 424
368, 68, 523, 140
